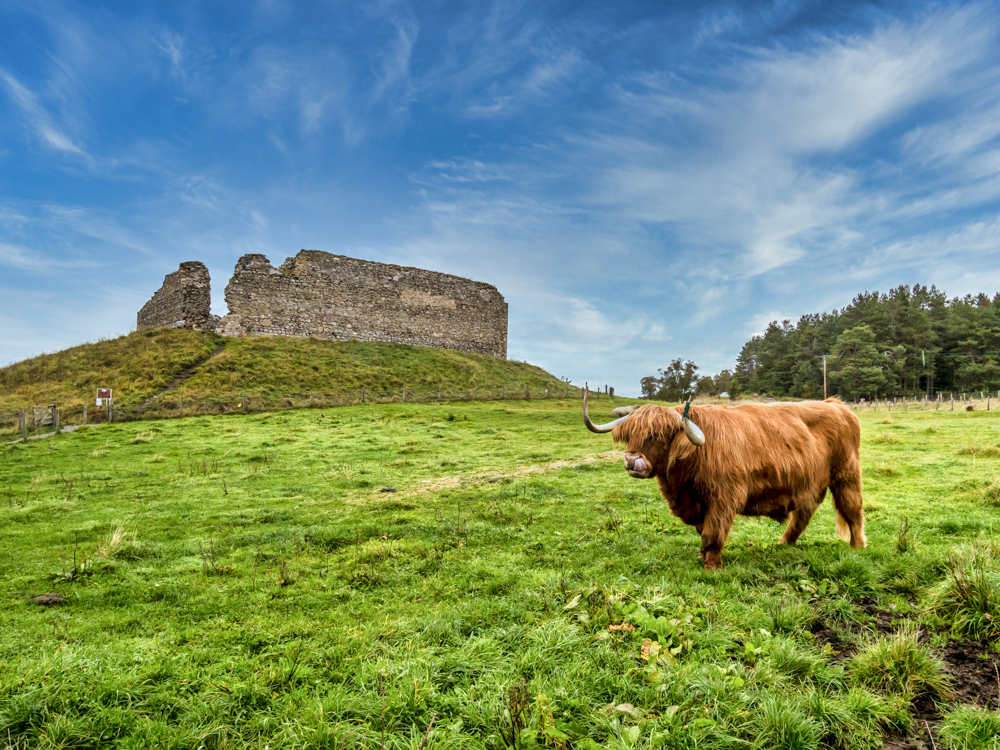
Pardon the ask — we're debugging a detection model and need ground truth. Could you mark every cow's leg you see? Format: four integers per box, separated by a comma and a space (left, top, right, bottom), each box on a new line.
778, 501, 818, 546
831, 467, 866, 548
699, 507, 736, 571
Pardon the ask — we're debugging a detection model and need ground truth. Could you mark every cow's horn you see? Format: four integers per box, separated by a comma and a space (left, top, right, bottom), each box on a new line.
583, 384, 629, 433
682, 417, 705, 446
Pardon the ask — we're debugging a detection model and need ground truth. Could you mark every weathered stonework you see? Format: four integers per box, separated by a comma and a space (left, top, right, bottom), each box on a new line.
215, 250, 508, 358
136, 261, 215, 331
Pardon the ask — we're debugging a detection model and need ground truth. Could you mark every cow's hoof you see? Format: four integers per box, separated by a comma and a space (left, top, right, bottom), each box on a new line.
703, 560, 722, 571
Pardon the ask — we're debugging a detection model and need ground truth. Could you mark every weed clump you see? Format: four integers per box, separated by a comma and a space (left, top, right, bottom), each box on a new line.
848, 623, 953, 704
928, 546, 1000, 639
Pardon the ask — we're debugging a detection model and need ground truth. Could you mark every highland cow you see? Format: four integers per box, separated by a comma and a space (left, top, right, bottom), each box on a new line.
583, 394, 866, 570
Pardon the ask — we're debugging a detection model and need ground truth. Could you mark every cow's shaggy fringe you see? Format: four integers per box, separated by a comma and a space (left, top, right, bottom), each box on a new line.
612, 398, 866, 569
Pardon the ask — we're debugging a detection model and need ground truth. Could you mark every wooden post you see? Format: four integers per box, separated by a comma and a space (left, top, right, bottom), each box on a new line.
242, 393, 247, 413
309, 391, 313, 407
108, 399, 113, 423
610, 386, 614, 399
83, 405, 87, 425
402, 387, 406, 403
474, 385, 478, 400
525, 385, 530, 400
20, 408, 27, 441
53, 406, 60, 432
501, 385, 505, 400
989, 396, 991, 411
438, 386, 442, 401
179, 397, 183, 417
951, 394, 954, 411
361, 387, 365, 404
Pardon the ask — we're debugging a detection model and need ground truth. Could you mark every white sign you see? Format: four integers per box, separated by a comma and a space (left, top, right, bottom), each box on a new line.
97, 388, 112, 406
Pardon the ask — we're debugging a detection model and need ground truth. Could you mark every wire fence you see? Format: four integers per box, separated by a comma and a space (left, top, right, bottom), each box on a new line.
2, 382, 621, 442
846, 390, 1000, 413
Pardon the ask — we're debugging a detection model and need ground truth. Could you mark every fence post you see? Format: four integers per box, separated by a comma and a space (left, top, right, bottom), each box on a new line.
83, 404, 87, 425
610, 386, 614, 399
242, 393, 247, 413
309, 391, 313, 408
501, 385, 505, 400
361, 387, 365, 404
402, 387, 406, 403
525, 385, 530, 400
474, 385, 478, 400
951, 394, 954, 411
179, 397, 184, 417
108, 399, 113, 423
438, 386, 442, 401
53, 406, 60, 432
20, 408, 27, 441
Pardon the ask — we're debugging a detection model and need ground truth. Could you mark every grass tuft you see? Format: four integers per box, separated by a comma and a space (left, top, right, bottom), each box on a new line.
928, 546, 1000, 639
938, 704, 1000, 750
749, 694, 823, 750
849, 623, 953, 704
869, 463, 900, 478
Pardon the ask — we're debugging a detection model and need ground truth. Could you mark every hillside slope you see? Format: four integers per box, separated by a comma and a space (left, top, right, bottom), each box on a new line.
0, 329, 573, 415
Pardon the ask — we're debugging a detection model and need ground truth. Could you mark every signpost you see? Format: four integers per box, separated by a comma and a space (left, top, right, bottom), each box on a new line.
97, 389, 113, 422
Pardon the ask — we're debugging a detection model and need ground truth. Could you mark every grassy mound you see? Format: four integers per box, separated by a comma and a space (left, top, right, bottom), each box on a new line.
0, 329, 573, 421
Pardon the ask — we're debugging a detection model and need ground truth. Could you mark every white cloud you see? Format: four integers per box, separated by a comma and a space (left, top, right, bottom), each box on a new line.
0, 68, 90, 160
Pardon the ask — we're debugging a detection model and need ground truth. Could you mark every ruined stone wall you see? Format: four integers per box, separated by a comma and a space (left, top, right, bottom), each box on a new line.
215, 251, 508, 358
136, 261, 215, 331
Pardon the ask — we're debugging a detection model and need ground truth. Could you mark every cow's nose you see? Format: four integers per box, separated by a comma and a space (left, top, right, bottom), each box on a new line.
624, 455, 647, 475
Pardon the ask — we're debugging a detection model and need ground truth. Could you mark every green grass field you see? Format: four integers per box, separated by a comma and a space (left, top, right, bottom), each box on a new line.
2, 400, 999, 749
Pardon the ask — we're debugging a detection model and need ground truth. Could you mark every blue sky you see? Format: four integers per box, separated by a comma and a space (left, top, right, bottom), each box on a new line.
4, 1, 1000, 395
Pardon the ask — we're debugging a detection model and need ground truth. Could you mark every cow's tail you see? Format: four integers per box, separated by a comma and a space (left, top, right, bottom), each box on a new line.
834, 510, 852, 544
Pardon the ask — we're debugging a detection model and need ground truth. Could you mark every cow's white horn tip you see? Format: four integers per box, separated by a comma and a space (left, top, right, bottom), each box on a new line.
683, 418, 705, 446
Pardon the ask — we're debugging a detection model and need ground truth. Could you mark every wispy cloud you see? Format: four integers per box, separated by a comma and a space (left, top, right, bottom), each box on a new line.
0, 68, 90, 160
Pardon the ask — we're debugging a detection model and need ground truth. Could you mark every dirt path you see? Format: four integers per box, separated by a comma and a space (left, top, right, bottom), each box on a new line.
140, 343, 226, 410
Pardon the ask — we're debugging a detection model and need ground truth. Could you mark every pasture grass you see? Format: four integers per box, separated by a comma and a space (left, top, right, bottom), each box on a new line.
2, 401, 1000, 748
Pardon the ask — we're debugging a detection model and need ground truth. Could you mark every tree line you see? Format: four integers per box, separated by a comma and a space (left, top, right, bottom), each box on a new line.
641, 285, 1000, 401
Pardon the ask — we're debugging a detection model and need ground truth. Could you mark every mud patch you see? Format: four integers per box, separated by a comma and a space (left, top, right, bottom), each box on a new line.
940, 639, 1000, 709
813, 607, 1000, 748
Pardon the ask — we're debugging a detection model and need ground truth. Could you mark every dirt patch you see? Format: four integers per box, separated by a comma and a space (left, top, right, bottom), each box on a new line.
29, 593, 65, 606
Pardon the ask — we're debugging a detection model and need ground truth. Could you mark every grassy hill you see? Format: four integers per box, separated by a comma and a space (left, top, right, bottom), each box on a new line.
0, 329, 581, 427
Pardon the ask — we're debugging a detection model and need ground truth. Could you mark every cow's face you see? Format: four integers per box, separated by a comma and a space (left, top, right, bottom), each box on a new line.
622, 435, 668, 479
583, 396, 702, 479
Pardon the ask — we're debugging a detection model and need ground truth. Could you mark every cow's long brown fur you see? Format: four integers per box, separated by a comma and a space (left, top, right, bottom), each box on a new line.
612, 399, 865, 570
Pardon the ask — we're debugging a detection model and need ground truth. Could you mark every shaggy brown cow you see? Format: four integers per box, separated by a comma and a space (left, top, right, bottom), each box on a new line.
583, 394, 866, 570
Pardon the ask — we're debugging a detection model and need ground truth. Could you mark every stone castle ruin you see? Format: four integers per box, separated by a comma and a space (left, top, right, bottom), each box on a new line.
136, 250, 508, 358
